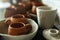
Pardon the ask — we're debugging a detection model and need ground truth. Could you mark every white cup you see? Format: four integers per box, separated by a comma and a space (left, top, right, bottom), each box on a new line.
36, 6, 57, 29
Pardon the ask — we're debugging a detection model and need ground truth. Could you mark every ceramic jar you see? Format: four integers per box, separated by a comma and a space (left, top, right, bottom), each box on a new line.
10, 4, 31, 18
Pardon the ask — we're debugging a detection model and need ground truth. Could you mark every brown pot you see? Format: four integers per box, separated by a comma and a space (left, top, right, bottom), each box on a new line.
11, 14, 27, 24
8, 22, 26, 35
20, 12, 31, 18
4, 8, 17, 18
25, 24, 32, 34
32, 5, 36, 14
18, 2, 32, 13
32, 2, 44, 14
14, 4, 27, 14
8, 22, 32, 35
5, 14, 27, 24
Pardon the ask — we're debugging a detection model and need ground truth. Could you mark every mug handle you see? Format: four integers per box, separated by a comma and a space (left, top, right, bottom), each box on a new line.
5, 18, 11, 24
25, 24, 32, 34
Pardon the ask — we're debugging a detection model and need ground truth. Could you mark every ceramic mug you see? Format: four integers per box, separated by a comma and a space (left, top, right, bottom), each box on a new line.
5, 14, 27, 24
36, 6, 57, 29
8, 22, 32, 35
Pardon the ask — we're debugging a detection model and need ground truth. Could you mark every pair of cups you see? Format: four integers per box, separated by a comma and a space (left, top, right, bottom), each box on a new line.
5, 14, 32, 35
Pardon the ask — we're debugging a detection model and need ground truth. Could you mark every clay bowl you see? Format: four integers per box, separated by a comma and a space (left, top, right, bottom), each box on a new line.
0, 18, 38, 40
4, 8, 17, 18
8, 22, 32, 35
31, 2, 44, 14
5, 14, 27, 24
10, 14, 27, 24
8, 22, 26, 35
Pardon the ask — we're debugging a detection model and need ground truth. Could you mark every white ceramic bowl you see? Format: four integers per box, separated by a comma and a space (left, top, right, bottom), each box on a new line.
0, 19, 38, 40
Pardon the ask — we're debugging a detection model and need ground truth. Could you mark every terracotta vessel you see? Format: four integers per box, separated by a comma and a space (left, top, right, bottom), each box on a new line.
10, 14, 27, 24
10, 4, 31, 18
8, 22, 32, 35
13, 4, 27, 14
4, 8, 17, 18
5, 14, 27, 24
8, 22, 26, 35
32, 2, 44, 14
18, 2, 32, 13
20, 12, 31, 18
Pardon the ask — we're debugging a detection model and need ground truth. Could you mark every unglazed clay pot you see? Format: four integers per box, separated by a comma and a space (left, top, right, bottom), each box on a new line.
10, 4, 18, 10
32, 2, 44, 14
8, 22, 32, 35
10, 4, 27, 14
14, 4, 27, 14
20, 12, 31, 18
18, 2, 32, 12
11, 4, 31, 18
4, 8, 17, 18
5, 14, 27, 24
10, 2, 32, 14
11, 14, 27, 23
8, 22, 26, 35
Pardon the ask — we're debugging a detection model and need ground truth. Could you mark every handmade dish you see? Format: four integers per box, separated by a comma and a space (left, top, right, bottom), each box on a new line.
0, 18, 38, 40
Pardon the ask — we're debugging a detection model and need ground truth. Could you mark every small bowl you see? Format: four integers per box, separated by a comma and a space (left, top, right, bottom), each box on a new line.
5, 14, 27, 24
0, 19, 38, 40
10, 14, 27, 24
8, 22, 26, 35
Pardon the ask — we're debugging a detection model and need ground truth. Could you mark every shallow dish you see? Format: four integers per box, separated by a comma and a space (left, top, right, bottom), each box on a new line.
0, 18, 38, 40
